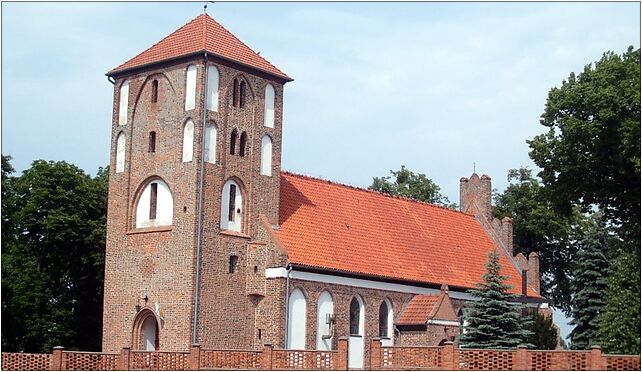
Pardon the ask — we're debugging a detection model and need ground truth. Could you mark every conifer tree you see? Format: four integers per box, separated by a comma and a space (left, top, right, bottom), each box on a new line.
460, 250, 533, 349
597, 250, 641, 354
568, 216, 610, 350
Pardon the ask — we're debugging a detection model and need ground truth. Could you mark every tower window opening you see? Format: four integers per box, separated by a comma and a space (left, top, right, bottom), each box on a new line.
233, 78, 239, 107
230, 129, 238, 155
149, 183, 158, 220
239, 81, 246, 108
239, 132, 247, 157
254, 265, 258, 273
151, 80, 158, 103
229, 255, 238, 273
228, 184, 237, 222
149, 131, 156, 153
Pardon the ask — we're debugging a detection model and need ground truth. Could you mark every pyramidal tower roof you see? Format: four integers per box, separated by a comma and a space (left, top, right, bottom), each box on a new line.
108, 14, 291, 81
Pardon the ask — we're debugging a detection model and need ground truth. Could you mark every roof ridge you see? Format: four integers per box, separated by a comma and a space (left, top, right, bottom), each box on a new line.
280, 170, 474, 217
110, 14, 203, 73
204, 14, 288, 78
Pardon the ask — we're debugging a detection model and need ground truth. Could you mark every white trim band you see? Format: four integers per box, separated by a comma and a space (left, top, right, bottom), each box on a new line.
265, 267, 546, 308
428, 319, 461, 326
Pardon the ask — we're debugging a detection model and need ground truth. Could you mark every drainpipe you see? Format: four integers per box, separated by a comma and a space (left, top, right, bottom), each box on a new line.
107, 76, 115, 85
192, 51, 209, 345
284, 264, 293, 348
521, 269, 528, 317
394, 325, 401, 346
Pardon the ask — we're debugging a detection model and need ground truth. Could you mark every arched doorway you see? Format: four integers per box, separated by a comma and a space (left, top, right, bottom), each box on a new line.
133, 309, 160, 351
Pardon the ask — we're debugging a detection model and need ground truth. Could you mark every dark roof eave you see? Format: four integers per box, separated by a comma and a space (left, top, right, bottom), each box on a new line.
106, 49, 293, 83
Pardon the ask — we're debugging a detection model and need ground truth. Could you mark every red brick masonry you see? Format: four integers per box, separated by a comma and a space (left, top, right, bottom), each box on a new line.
3, 339, 639, 371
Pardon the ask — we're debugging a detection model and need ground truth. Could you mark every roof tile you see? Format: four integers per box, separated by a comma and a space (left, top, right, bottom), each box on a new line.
277, 171, 539, 297
109, 14, 290, 80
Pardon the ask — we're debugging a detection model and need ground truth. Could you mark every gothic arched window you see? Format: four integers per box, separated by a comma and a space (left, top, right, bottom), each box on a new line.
182, 120, 194, 162
317, 291, 334, 350
287, 288, 306, 349
116, 132, 126, 173
185, 65, 197, 110
239, 132, 247, 157
220, 179, 242, 232
260, 135, 272, 176
135, 179, 173, 228
264, 84, 275, 128
206, 65, 219, 111
118, 80, 129, 126
230, 129, 238, 155
204, 124, 217, 164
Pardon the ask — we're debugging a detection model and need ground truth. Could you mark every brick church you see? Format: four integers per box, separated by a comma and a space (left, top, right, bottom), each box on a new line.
103, 13, 548, 368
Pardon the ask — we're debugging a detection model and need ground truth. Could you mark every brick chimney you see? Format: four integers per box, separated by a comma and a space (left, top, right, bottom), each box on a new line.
459, 173, 492, 220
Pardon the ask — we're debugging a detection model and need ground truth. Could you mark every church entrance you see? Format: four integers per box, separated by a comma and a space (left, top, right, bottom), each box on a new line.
132, 309, 159, 351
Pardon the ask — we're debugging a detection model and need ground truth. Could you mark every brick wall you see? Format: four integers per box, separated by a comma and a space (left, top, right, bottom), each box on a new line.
4, 342, 639, 371
103, 52, 288, 353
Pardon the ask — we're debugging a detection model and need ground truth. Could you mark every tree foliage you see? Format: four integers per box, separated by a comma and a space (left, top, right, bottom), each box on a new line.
493, 167, 580, 312
597, 249, 641, 355
369, 165, 455, 208
460, 251, 533, 349
527, 311, 559, 350
1, 158, 108, 352
568, 214, 611, 350
528, 47, 640, 243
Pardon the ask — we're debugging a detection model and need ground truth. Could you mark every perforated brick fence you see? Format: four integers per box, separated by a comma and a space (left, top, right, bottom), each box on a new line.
2, 338, 640, 370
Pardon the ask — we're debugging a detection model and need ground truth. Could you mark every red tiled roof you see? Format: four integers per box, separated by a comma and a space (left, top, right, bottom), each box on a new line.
397, 295, 439, 325
109, 14, 290, 80
277, 171, 539, 297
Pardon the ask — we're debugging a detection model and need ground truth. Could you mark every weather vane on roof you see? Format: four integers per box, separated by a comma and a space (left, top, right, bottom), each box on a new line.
473, 162, 476, 174
204, 1, 215, 15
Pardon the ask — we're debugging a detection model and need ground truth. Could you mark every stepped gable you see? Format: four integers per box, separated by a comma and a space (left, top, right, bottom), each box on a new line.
108, 14, 291, 80
277, 171, 540, 297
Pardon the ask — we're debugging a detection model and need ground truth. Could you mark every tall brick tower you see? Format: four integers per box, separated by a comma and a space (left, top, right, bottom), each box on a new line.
103, 14, 291, 352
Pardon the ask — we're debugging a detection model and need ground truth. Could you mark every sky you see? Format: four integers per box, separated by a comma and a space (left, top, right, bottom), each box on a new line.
2, 1, 640, 343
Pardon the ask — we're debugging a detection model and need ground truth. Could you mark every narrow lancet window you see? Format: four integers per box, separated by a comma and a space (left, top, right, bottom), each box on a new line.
239, 132, 247, 157
151, 80, 158, 103
185, 65, 197, 110
230, 129, 238, 155
149, 131, 156, 153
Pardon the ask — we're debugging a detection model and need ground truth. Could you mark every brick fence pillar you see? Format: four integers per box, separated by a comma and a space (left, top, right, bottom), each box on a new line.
261, 344, 273, 370
442, 341, 458, 370
51, 346, 64, 370
337, 337, 348, 370
370, 338, 382, 370
189, 344, 201, 370
118, 347, 131, 371
515, 345, 529, 370
589, 345, 606, 371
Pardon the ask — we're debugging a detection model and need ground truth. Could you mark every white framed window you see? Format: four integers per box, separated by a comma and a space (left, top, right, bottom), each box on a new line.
182, 120, 194, 162
135, 179, 173, 228
206, 65, 219, 111
317, 291, 334, 351
220, 179, 242, 232
116, 132, 126, 173
185, 65, 197, 111
379, 299, 394, 346
204, 125, 217, 164
260, 135, 273, 176
264, 84, 275, 128
287, 288, 307, 350
118, 80, 129, 126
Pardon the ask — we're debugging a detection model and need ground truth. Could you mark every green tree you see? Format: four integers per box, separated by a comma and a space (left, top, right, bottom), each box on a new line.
598, 249, 641, 354
568, 214, 612, 349
527, 311, 559, 350
493, 167, 580, 312
369, 165, 455, 208
528, 46, 640, 245
460, 251, 533, 349
1, 160, 108, 352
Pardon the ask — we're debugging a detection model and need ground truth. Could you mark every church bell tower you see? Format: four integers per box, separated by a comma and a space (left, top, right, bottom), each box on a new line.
102, 13, 292, 352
